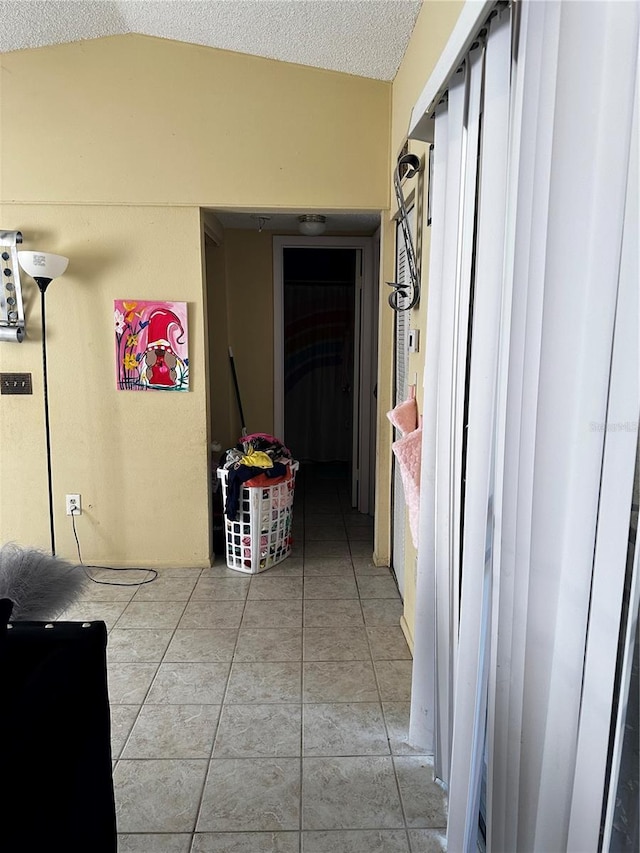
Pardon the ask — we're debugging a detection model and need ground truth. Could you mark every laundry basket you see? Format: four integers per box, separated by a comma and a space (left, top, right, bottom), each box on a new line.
217, 462, 298, 573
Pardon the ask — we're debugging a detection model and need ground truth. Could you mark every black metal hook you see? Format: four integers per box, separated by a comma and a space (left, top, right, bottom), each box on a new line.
389, 152, 422, 311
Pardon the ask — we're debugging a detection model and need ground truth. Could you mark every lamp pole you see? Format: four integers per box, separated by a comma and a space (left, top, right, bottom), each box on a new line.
36, 277, 55, 556
17, 250, 69, 557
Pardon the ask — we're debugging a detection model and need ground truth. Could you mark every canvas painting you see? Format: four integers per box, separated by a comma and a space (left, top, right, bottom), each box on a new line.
114, 299, 189, 391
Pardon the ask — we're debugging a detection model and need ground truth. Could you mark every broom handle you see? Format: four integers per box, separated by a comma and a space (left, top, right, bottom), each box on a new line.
228, 347, 247, 436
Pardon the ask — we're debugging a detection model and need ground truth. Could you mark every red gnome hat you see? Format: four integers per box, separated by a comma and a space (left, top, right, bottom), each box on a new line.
146, 308, 184, 353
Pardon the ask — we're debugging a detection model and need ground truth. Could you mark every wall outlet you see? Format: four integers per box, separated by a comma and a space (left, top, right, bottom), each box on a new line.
66, 494, 81, 516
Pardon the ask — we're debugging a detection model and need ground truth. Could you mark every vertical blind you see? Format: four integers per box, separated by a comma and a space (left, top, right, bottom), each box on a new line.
408, 1, 640, 851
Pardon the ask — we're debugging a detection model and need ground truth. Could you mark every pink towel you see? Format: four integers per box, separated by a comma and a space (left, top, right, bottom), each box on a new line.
392, 427, 422, 548
386, 396, 418, 435
387, 391, 422, 548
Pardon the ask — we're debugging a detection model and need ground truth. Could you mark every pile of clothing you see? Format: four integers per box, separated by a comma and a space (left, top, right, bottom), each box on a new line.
220, 433, 293, 520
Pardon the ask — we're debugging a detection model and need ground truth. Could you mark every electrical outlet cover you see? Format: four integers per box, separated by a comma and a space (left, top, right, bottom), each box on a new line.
65, 494, 81, 516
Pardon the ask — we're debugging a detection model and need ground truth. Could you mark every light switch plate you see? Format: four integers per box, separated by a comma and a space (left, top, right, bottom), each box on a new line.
0, 372, 32, 394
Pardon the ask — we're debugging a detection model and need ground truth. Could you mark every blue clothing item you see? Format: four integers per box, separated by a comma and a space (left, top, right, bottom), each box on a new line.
225, 461, 288, 521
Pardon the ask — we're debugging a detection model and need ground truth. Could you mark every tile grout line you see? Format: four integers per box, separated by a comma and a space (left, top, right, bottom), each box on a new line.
112, 567, 204, 847
113, 468, 425, 848
356, 528, 413, 843
112, 568, 203, 771
190, 562, 254, 841
130, 569, 209, 845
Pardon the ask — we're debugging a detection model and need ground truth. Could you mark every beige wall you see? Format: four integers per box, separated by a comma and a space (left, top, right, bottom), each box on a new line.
391, 0, 465, 158
205, 234, 238, 456
0, 203, 210, 566
224, 230, 276, 437
376, 0, 464, 648
0, 35, 390, 566
1, 10, 469, 591
0, 34, 390, 209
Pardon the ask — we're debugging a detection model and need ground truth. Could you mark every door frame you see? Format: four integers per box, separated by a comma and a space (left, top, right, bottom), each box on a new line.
273, 235, 376, 513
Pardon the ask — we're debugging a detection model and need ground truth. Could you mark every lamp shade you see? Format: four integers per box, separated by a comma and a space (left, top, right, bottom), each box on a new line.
18, 251, 69, 282
298, 215, 327, 236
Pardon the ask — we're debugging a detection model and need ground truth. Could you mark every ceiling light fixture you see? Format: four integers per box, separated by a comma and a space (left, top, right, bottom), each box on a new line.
298, 215, 327, 236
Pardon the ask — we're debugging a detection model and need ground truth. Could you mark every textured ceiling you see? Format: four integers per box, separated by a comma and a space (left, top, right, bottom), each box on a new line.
0, 0, 422, 81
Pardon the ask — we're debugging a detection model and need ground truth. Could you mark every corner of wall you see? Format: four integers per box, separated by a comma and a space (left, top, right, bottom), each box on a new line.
377, 0, 464, 625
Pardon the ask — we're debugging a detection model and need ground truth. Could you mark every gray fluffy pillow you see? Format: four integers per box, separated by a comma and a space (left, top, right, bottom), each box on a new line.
0, 543, 88, 621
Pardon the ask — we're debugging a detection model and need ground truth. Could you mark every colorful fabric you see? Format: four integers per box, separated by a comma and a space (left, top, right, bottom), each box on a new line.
244, 467, 293, 488
240, 450, 273, 469
221, 435, 292, 520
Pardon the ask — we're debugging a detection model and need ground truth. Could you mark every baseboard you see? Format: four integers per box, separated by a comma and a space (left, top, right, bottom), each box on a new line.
77, 559, 212, 569
400, 613, 415, 656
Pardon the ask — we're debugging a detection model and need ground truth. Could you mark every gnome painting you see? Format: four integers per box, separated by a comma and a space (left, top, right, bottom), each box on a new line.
114, 300, 189, 391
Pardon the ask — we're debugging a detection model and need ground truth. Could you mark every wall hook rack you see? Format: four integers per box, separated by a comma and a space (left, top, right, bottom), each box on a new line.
387, 152, 421, 311
0, 230, 25, 342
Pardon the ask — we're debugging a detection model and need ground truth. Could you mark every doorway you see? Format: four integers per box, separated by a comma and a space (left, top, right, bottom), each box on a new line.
283, 247, 356, 472
274, 235, 376, 514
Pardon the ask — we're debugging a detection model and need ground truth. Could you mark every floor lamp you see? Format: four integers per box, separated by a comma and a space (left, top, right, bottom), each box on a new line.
17, 251, 69, 557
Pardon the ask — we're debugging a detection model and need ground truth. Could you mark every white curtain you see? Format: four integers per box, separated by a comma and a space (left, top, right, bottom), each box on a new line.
447, 9, 512, 851
409, 100, 448, 758
494, 4, 639, 851
410, 4, 511, 799
409, 1, 640, 850
567, 14, 639, 853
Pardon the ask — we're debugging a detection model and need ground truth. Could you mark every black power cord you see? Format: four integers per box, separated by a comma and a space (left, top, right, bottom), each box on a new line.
70, 507, 158, 587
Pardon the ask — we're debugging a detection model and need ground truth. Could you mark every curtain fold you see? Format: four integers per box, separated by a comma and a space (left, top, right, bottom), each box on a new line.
433, 66, 467, 785
447, 9, 511, 852
409, 102, 449, 757
517, 4, 639, 850
409, 1, 640, 850
486, 3, 563, 846
566, 12, 640, 852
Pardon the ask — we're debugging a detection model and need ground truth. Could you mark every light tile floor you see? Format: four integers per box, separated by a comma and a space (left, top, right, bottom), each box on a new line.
71, 465, 447, 852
